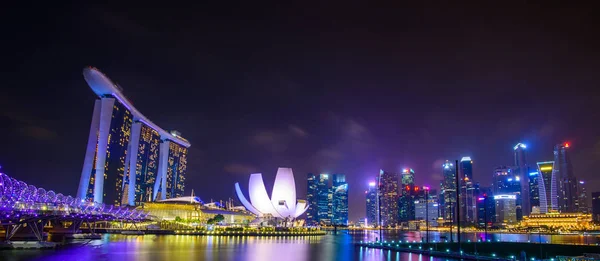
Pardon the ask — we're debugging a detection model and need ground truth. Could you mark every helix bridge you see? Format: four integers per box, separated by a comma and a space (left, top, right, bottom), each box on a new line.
0, 172, 149, 242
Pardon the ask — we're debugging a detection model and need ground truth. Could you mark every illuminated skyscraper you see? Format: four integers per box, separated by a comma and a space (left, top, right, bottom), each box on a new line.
317, 174, 332, 225
415, 190, 439, 226
528, 171, 541, 212
494, 194, 517, 224
513, 143, 530, 216
493, 165, 521, 220
332, 174, 348, 225
493, 166, 520, 195
77, 67, 191, 206
460, 157, 476, 224
399, 168, 416, 222
578, 180, 588, 213
537, 161, 558, 213
365, 182, 378, 227
306, 173, 319, 226
441, 161, 456, 222
554, 143, 578, 213
378, 169, 399, 226
592, 192, 600, 222
129, 124, 160, 204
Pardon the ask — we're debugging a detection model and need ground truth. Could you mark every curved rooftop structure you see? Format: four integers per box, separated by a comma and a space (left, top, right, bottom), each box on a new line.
83, 67, 190, 147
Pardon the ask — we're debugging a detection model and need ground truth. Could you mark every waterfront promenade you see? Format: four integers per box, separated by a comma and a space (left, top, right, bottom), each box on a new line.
356, 240, 600, 260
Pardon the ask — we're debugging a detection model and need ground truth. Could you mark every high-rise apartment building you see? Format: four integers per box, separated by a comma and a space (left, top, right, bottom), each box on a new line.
378, 170, 399, 226
77, 67, 191, 206
365, 182, 378, 227
554, 143, 578, 213
537, 161, 558, 213
332, 174, 348, 225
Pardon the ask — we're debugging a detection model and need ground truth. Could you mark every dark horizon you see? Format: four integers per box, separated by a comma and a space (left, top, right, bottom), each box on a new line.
2, 2, 599, 221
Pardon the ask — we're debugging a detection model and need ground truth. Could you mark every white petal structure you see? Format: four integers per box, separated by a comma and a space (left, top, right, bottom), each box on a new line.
235, 168, 308, 219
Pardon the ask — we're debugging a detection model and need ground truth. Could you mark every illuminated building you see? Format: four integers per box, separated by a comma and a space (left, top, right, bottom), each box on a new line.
77, 67, 191, 206
521, 213, 593, 230
578, 180, 588, 213
332, 174, 348, 225
365, 181, 378, 227
459, 157, 477, 224
441, 161, 456, 223
139, 198, 254, 225
317, 174, 332, 225
130, 124, 160, 205
514, 143, 530, 216
528, 171, 541, 211
378, 169, 399, 226
537, 161, 558, 213
306, 173, 318, 226
234, 168, 308, 219
415, 191, 439, 226
399, 168, 416, 222
494, 194, 517, 225
476, 187, 496, 227
554, 143, 578, 213
592, 192, 600, 222
492, 165, 521, 220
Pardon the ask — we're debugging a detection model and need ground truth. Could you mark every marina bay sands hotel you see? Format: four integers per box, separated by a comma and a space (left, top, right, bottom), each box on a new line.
77, 67, 191, 206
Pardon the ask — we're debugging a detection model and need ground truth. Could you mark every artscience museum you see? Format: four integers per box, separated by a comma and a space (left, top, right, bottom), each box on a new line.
235, 168, 308, 220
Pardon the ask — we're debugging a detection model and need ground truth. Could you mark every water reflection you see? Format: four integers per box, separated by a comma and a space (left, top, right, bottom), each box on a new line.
5, 231, 597, 261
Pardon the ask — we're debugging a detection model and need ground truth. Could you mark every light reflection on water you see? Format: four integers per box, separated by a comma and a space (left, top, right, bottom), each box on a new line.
5, 231, 597, 261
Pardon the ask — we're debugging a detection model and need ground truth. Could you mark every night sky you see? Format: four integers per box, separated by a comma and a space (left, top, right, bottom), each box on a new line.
2, 2, 599, 221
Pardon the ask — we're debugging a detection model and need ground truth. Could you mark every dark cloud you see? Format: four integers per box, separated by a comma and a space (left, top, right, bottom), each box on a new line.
223, 163, 259, 175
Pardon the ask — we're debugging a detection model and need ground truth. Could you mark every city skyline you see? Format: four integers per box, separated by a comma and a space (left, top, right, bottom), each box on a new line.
2, 2, 600, 223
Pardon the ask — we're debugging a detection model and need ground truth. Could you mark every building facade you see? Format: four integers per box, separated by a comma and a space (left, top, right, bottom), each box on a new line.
306, 173, 319, 225
578, 180, 588, 213
441, 161, 456, 223
476, 188, 496, 227
399, 168, 416, 222
537, 161, 558, 213
365, 182, 378, 227
592, 192, 600, 222
332, 174, 348, 226
528, 171, 541, 213
415, 191, 439, 226
514, 143, 530, 216
460, 157, 477, 224
554, 143, 578, 213
378, 170, 399, 226
317, 174, 332, 225
77, 67, 191, 206
494, 194, 517, 225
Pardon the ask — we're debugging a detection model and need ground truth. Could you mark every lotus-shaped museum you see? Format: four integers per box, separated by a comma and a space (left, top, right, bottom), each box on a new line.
235, 168, 308, 219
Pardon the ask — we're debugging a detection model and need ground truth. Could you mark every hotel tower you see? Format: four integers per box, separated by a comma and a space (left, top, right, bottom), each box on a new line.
77, 67, 191, 206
